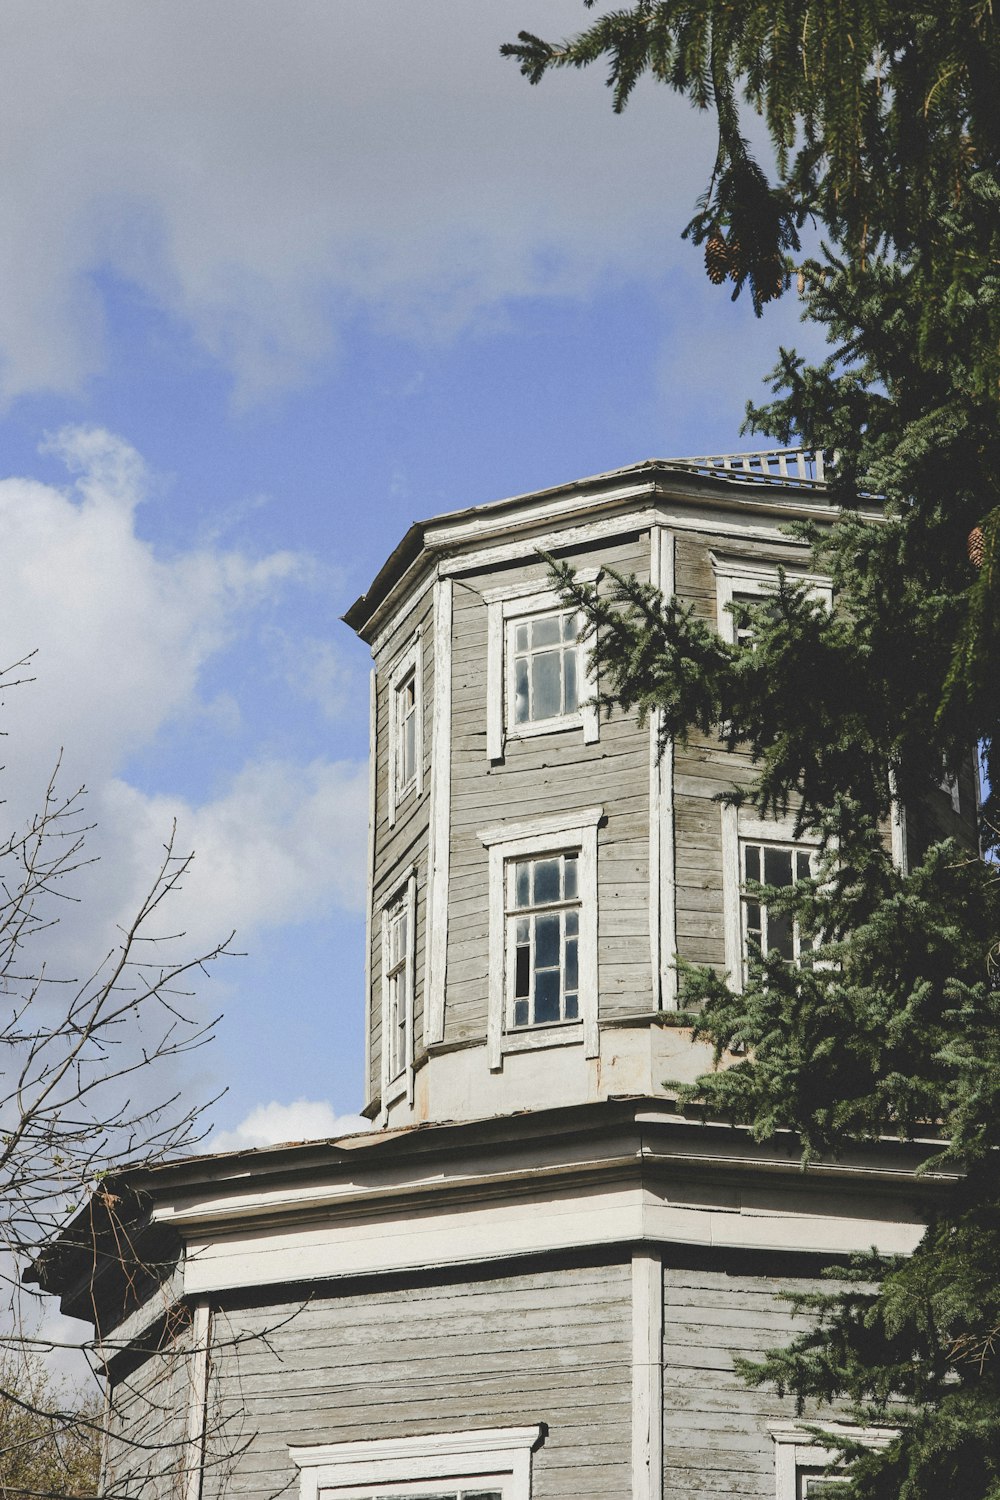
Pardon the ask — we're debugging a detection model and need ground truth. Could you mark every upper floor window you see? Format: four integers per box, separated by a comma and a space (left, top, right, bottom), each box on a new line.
479, 808, 601, 1068
711, 552, 832, 647
485, 575, 600, 762
723, 810, 818, 988
378, 867, 416, 1109
388, 635, 423, 826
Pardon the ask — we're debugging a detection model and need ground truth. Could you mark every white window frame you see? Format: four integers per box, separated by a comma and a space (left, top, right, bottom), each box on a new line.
769, 1421, 894, 1500
484, 572, 600, 763
388, 635, 423, 827
710, 553, 833, 645
722, 808, 820, 990
478, 808, 602, 1069
289, 1425, 546, 1500
378, 865, 417, 1112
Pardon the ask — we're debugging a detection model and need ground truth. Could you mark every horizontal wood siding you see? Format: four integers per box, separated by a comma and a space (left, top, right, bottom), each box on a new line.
446, 536, 652, 1044
662, 1261, 839, 1500
105, 1320, 194, 1499
202, 1260, 631, 1500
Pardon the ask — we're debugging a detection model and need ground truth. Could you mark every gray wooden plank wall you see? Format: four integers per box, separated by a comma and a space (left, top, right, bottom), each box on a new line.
200, 1260, 632, 1500
662, 1261, 838, 1500
369, 587, 435, 1097
105, 1319, 195, 1500
446, 535, 653, 1043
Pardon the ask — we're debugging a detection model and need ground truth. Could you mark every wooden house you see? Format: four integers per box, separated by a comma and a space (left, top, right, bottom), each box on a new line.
35, 451, 978, 1500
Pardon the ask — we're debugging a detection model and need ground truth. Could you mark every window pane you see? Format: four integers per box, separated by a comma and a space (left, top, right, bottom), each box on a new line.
744, 844, 760, 882
562, 611, 579, 641
565, 992, 579, 1019
564, 855, 578, 900
745, 901, 762, 944
514, 655, 530, 723
565, 936, 578, 991
403, 710, 416, 782
565, 908, 578, 936
513, 998, 529, 1028
533, 857, 560, 904
515, 861, 530, 909
796, 850, 812, 880
534, 912, 560, 969
514, 941, 530, 999
534, 967, 561, 1022
564, 648, 578, 712
764, 846, 793, 886
532, 650, 561, 719
532, 613, 561, 647
514, 622, 529, 652
769, 908, 795, 960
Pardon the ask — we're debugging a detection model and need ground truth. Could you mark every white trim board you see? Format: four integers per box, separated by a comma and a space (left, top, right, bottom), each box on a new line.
290, 1425, 545, 1500
649, 525, 677, 1009
424, 577, 452, 1046
631, 1250, 663, 1500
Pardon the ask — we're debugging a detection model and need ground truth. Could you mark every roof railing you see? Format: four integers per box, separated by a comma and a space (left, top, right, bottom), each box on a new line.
668, 446, 835, 488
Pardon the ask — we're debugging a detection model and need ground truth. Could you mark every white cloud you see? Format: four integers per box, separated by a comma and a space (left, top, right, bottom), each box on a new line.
210, 1098, 371, 1154
0, 2, 715, 401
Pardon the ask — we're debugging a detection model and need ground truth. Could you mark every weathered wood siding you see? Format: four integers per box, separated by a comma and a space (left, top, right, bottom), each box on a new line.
202, 1258, 632, 1500
662, 1259, 836, 1500
369, 587, 435, 1097
446, 534, 653, 1044
104, 1318, 195, 1500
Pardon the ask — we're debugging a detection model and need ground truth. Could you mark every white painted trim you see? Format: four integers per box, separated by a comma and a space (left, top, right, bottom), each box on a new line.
631, 1250, 663, 1500
289, 1425, 544, 1500
484, 573, 601, 762
649, 527, 677, 1009
369, 566, 437, 659
711, 550, 832, 644
364, 669, 377, 1107
424, 578, 452, 1046
479, 809, 603, 1068
182, 1300, 210, 1500
888, 770, 909, 875
770, 1421, 895, 1500
387, 634, 423, 827
379, 873, 416, 1122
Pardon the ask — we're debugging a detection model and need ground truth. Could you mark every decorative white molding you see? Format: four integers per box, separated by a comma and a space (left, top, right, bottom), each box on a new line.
631, 1250, 664, 1500
484, 572, 600, 762
182, 1300, 210, 1500
364, 668, 377, 1107
424, 577, 452, 1047
289, 1424, 545, 1500
479, 809, 603, 1069
649, 526, 677, 1009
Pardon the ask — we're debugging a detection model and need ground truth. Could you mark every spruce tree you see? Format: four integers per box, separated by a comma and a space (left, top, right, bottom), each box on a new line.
509, 5, 1000, 1496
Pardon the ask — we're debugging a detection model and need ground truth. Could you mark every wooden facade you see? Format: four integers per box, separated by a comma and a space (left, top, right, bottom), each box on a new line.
35, 455, 976, 1499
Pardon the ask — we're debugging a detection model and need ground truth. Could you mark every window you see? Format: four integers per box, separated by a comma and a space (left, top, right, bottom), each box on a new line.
289, 1425, 545, 1500
722, 810, 818, 988
711, 552, 832, 646
484, 574, 600, 762
388, 637, 423, 826
379, 869, 416, 1109
770, 1421, 894, 1500
479, 808, 601, 1068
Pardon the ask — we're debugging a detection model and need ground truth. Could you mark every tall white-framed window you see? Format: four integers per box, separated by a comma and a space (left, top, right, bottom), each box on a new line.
770, 1421, 894, 1500
289, 1425, 546, 1500
478, 808, 601, 1069
484, 573, 600, 762
388, 635, 423, 827
711, 552, 833, 645
722, 809, 819, 988
378, 866, 416, 1110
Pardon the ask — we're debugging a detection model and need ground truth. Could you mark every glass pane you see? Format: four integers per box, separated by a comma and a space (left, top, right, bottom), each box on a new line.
464, 1493, 503, 1500
796, 850, 812, 881
565, 992, 579, 1019
515, 916, 529, 942
514, 655, 529, 723
404, 711, 416, 782
532, 650, 561, 719
534, 967, 561, 1022
514, 941, 530, 998
533, 857, 560, 904
565, 908, 578, 936
565, 937, 578, 990
564, 648, 578, 712
515, 861, 530, 908
562, 611, 579, 641
769, 908, 795, 960
514, 622, 529, 652
745, 901, 762, 943
532, 613, 560, 647
513, 998, 529, 1028
764, 846, 793, 887
744, 844, 760, 882
534, 912, 560, 968
564, 855, 578, 900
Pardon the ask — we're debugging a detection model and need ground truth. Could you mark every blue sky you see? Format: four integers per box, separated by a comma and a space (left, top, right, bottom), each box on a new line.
0, 1, 828, 1149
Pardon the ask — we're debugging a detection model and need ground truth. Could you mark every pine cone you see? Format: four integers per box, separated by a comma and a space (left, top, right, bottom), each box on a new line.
726, 237, 742, 282
968, 526, 985, 569
705, 233, 729, 285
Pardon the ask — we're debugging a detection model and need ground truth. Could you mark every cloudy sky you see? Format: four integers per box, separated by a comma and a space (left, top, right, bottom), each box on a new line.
0, 2, 825, 1150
